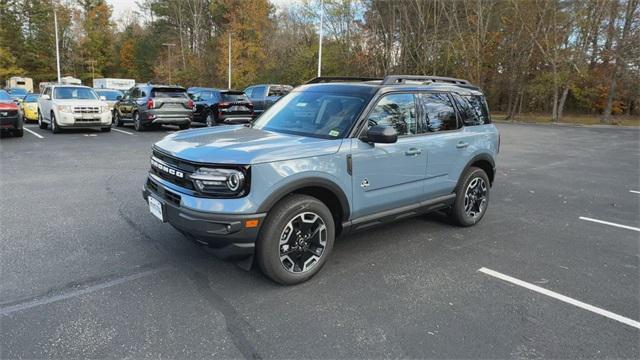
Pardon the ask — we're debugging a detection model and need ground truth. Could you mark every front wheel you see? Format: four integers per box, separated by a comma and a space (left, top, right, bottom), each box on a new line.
38, 112, 47, 129
256, 194, 335, 285
133, 112, 144, 131
205, 113, 216, 127
449, 166, 490, 227
51, 113, 61, 134
113, 111, 123, 127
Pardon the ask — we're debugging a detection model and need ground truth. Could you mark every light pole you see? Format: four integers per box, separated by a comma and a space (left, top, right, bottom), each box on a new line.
162, 43, 176, 83
317, 0, 324, 77
53, 0, 61, 83
228, 32, 232, 89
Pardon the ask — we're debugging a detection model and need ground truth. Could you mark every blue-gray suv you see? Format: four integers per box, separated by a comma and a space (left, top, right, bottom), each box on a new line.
143, 75, 499, 284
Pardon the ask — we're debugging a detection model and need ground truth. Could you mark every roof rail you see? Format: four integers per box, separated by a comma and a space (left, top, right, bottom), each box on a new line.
381, 75, 470, 85
305, 76, 382, 84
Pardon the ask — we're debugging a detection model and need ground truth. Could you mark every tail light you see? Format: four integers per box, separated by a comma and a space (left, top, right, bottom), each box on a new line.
187, 99, 194, 109
218, 102, 231, 108
146, 98, 154, 109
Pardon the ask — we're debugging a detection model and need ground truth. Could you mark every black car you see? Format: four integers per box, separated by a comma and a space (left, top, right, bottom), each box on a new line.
243, 84, 292, 116
0, 90, 23, 137
113, 84, 193, 131
190, 88, 254, 126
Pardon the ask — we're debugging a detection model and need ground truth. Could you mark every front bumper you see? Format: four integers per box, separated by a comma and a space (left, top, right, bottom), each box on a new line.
142, 175, 265, 259
58, 111, 111, 127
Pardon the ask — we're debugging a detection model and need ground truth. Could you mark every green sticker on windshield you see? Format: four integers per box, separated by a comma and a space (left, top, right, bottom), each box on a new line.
329, 130, 340, 137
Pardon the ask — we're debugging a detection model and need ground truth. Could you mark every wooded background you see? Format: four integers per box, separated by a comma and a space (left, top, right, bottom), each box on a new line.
1, 0, 638, 123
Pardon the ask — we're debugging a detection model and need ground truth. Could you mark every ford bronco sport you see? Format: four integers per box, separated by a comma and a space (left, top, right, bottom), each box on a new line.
143, 75, 499, 285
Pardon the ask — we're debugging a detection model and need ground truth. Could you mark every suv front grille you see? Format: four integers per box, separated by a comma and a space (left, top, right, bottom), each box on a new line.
0, 110, 18, 117
151, 150, 196, 190
74, 106, 100, 114
146, 178, 181, 206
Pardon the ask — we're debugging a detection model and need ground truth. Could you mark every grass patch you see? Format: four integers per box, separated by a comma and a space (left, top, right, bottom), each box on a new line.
492, 112, 640, 127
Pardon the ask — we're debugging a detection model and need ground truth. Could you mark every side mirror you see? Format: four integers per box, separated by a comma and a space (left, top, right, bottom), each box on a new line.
363, 125, 398, 144
41, 94, 50, 100
100, 96, 107, 101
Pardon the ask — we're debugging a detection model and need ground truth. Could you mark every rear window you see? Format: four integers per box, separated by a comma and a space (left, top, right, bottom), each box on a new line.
152, 88, 188, 99
222, 92, 249, 102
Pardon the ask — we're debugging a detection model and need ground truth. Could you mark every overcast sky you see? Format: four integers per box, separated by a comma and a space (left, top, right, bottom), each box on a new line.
106, 0, 300, 21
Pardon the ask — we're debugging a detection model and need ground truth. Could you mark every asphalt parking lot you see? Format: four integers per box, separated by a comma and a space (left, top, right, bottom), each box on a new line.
1, 122, 638, 358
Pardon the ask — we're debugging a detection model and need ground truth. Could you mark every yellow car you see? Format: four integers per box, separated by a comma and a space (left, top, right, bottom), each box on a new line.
20, 93, 39, 122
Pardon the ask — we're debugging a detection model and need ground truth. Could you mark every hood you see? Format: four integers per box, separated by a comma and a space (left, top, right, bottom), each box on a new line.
155, 125, 343, 165
53, 99, 108, 107
0, 102, 18, 110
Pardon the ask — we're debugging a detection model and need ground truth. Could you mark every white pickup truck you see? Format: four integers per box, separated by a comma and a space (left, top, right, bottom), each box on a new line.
37, 84, 112, 133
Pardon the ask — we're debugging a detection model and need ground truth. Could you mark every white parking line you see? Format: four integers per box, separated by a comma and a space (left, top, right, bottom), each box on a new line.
112, 128, 134, 135
23, 127, 44, 139
630, 190, 640, 194
478, 267, 640, 330
579, 216, 640, 232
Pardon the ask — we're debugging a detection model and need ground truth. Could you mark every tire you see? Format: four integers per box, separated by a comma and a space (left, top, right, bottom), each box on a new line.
51, 113, 60, 134
15, 129, 23, 137
133, 112, 144, 132
113, 111, 123, 127
101, 126, 111, 132
449, 166, 490, 227
205, 112, 216, 127
256, 194, 335, 285
179, 123, 190, 130
38, 111, 47, 129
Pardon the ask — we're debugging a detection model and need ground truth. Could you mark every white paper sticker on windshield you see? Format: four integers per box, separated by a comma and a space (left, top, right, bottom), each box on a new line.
329, 130, 340, 137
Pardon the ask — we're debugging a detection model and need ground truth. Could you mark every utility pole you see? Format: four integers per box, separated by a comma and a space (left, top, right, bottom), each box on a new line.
162, 43, 176, 83
228, 32, 232, 89
53, 0, 61, 83
317, 0, 324, 77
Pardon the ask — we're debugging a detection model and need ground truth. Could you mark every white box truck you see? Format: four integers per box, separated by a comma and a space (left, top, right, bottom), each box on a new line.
93, 78, 135, 91
5, 77, 34, 93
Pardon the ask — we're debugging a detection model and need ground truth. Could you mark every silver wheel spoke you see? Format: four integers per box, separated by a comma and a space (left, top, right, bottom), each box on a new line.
278, 211, 327, 274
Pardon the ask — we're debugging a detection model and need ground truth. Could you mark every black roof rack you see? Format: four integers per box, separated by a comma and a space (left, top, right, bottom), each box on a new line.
381, 75, 470, 85
305, 76, 382, 84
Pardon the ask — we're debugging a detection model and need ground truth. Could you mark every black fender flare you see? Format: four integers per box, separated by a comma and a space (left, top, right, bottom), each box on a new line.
456, 153, 496, 189
257, 177, 351, 221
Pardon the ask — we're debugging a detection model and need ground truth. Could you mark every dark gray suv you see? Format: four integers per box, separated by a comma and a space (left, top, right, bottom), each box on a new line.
114, 84, 193, 131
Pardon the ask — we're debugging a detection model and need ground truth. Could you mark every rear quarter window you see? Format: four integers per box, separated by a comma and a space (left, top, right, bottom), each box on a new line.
460, 95, 491, 125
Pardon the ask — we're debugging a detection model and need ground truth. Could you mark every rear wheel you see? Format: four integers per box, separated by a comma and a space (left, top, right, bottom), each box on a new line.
449, 166, 490, 227
133, 112, 144, 132
15, 129, 23, 137
179, 123, 190, 130
256, 194, 335, 285
206, 112, 216, 127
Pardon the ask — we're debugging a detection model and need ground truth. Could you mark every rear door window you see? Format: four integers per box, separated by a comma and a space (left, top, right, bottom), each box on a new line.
419, 93, 459, 132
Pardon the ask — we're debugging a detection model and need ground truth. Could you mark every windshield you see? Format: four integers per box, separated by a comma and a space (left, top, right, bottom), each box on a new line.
252, 91, 368, 139
23, 94, 39, 102
54, 87, 98, 100
0, 91, 11, 101
96, 89, 123, 101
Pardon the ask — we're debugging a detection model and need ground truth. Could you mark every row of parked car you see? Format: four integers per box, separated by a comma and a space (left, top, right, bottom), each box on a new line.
0, 82, 292, 137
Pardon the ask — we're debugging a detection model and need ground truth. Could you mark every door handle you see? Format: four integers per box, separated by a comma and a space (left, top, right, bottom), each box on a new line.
456, 142, 469, 149
405, 148, 422, 156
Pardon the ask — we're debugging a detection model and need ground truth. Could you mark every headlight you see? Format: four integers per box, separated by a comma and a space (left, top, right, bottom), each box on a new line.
190, 167, 246, 195
57, 105, 73, 113
100, 105, 110, 113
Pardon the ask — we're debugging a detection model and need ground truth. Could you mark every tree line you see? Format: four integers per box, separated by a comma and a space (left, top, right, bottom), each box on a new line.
1, 0, 638, 123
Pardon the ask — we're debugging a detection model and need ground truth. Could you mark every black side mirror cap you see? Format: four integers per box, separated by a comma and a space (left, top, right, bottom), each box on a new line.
363, 125, 398, 144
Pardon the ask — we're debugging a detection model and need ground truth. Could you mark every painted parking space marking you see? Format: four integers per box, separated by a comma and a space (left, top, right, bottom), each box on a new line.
0, 267, 168, 316
478, 267, 640, 330
630, 190, 640, 194
23, 127, 44, 139
112, 128, 134, 135
579, 216, 640, 232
